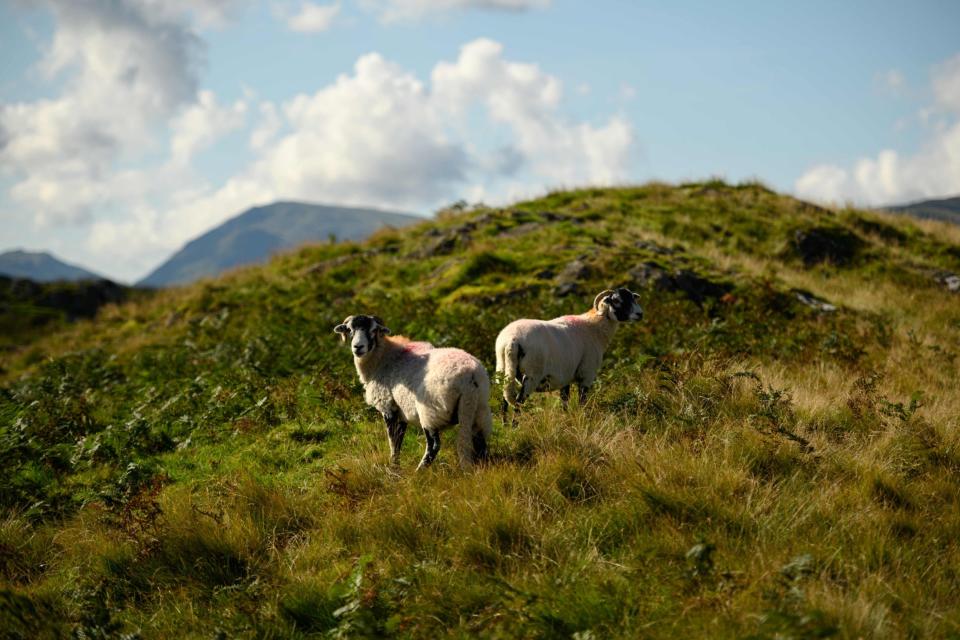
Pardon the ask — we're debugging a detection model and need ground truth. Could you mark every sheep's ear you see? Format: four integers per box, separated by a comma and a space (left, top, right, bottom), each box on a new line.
373, 316, 391, 335
334, 316, 353, 342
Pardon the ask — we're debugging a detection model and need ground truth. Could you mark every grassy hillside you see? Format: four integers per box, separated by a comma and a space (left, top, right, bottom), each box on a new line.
0, 276, 132, 361
2, 181, 959, 639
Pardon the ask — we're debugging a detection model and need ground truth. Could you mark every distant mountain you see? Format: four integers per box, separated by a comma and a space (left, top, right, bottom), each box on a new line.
0, 250, 104, 282
886, 195, 960, 225
138, 202, 420, 287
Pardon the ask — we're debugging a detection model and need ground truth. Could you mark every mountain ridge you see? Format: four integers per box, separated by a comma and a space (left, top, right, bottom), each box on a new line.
0, 249, 104, 282
137, 201, 420, 287
886, 194, 960, 225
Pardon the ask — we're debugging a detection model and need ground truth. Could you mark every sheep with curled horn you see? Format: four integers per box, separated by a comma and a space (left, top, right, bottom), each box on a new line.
494, 288, 643, 425
335, 314, 493, 469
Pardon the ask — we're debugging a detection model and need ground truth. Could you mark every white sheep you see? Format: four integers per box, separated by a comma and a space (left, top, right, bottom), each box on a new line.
334, 314, 493, 469
495, 288, 643, 424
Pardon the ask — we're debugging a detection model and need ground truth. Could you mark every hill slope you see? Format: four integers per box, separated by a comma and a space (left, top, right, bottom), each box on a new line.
0, 276, 130, 355
138, 201, 420, 287
2, 181, 959, 639
888, 194, 960, 225
0, 249, 103, 282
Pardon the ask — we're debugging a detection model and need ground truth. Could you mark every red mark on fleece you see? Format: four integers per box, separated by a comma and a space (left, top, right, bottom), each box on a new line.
401, 341, 432, 354
560, 314, 588, 325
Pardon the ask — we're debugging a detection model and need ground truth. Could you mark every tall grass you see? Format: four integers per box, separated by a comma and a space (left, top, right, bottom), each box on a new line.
1, 181, 959, 637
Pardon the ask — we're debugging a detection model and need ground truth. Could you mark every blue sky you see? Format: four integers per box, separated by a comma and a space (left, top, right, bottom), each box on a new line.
1, 0, 959, 282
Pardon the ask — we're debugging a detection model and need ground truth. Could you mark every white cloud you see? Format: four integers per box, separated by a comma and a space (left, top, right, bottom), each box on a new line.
0, 0, 205, 223
245, 52, 470, 207
365, 0, 549, 22
249, 101, 283, 151
127, 38, 632, 278
219, 38, 632, 213
795, 52, 960, 205
286, 2, 341, 32
2, 22, 633, 281
170, 90, 248, 165
433, 39, 633, 185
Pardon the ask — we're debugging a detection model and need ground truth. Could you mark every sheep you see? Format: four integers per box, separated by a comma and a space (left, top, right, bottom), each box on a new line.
495, 288, 643, 424
334, 314, 493, 470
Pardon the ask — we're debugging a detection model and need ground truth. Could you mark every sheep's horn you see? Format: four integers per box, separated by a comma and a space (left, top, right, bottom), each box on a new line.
593, 289, 615, 309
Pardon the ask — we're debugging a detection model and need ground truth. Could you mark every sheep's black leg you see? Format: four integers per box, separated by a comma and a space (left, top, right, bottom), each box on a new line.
472, 430, 488, 463
384, 411, 407, 465
511, 375, 531, 428
500, 398, 510, 426
578, 385, 590, 406
417, 429, 441, 470
559, 385, 571, 410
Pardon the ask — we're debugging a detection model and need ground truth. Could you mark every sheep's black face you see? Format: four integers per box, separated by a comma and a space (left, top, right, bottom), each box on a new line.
334, 314, 391, 358
607, 288, 644, 321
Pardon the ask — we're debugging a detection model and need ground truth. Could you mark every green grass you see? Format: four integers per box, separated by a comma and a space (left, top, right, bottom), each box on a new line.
1, 180, 959, 638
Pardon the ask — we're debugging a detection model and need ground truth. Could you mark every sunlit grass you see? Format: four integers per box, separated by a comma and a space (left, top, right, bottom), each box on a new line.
2, 180, 959, 637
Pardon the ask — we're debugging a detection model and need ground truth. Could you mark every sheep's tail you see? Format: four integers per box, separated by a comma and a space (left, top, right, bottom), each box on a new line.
496, 337, 522, 405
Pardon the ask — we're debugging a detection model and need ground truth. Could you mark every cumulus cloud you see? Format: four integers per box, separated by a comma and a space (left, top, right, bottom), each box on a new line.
214, 38, 632, 214
433, 39, 632, 185
796, 53, 960, 205
0, 0, 205, 223
127, 38, 631, 278
365, 0, 549, 22
2, 19, 632, 281
244, 52, 470, 206
170, 90, 248, 165
285, 2, 341, 32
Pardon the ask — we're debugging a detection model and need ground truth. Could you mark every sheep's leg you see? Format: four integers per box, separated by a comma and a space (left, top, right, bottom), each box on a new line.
417, 429, 441, 470
383, 411, 407, 465
500, 399, 510, 426
472, 430, 488, 462
559, 385, 571, 410
577, 384, 591, 406
511, 375, 535, 427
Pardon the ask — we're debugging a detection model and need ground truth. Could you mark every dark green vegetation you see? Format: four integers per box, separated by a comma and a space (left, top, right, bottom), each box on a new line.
0, 276, 132, 358
0, 250, 103, 282
889, 194, 960, 225
2, 181, 959, 638
139, 201, 419, 287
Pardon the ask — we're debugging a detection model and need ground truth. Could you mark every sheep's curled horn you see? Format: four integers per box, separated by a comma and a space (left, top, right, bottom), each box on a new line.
593, 289, 616, 310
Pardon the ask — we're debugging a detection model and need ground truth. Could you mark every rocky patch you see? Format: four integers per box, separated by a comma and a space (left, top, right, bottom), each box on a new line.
790, 225, 866, 267
791, 288, 837, 312
934, 271, 960, 293
629, 261, 732, 305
